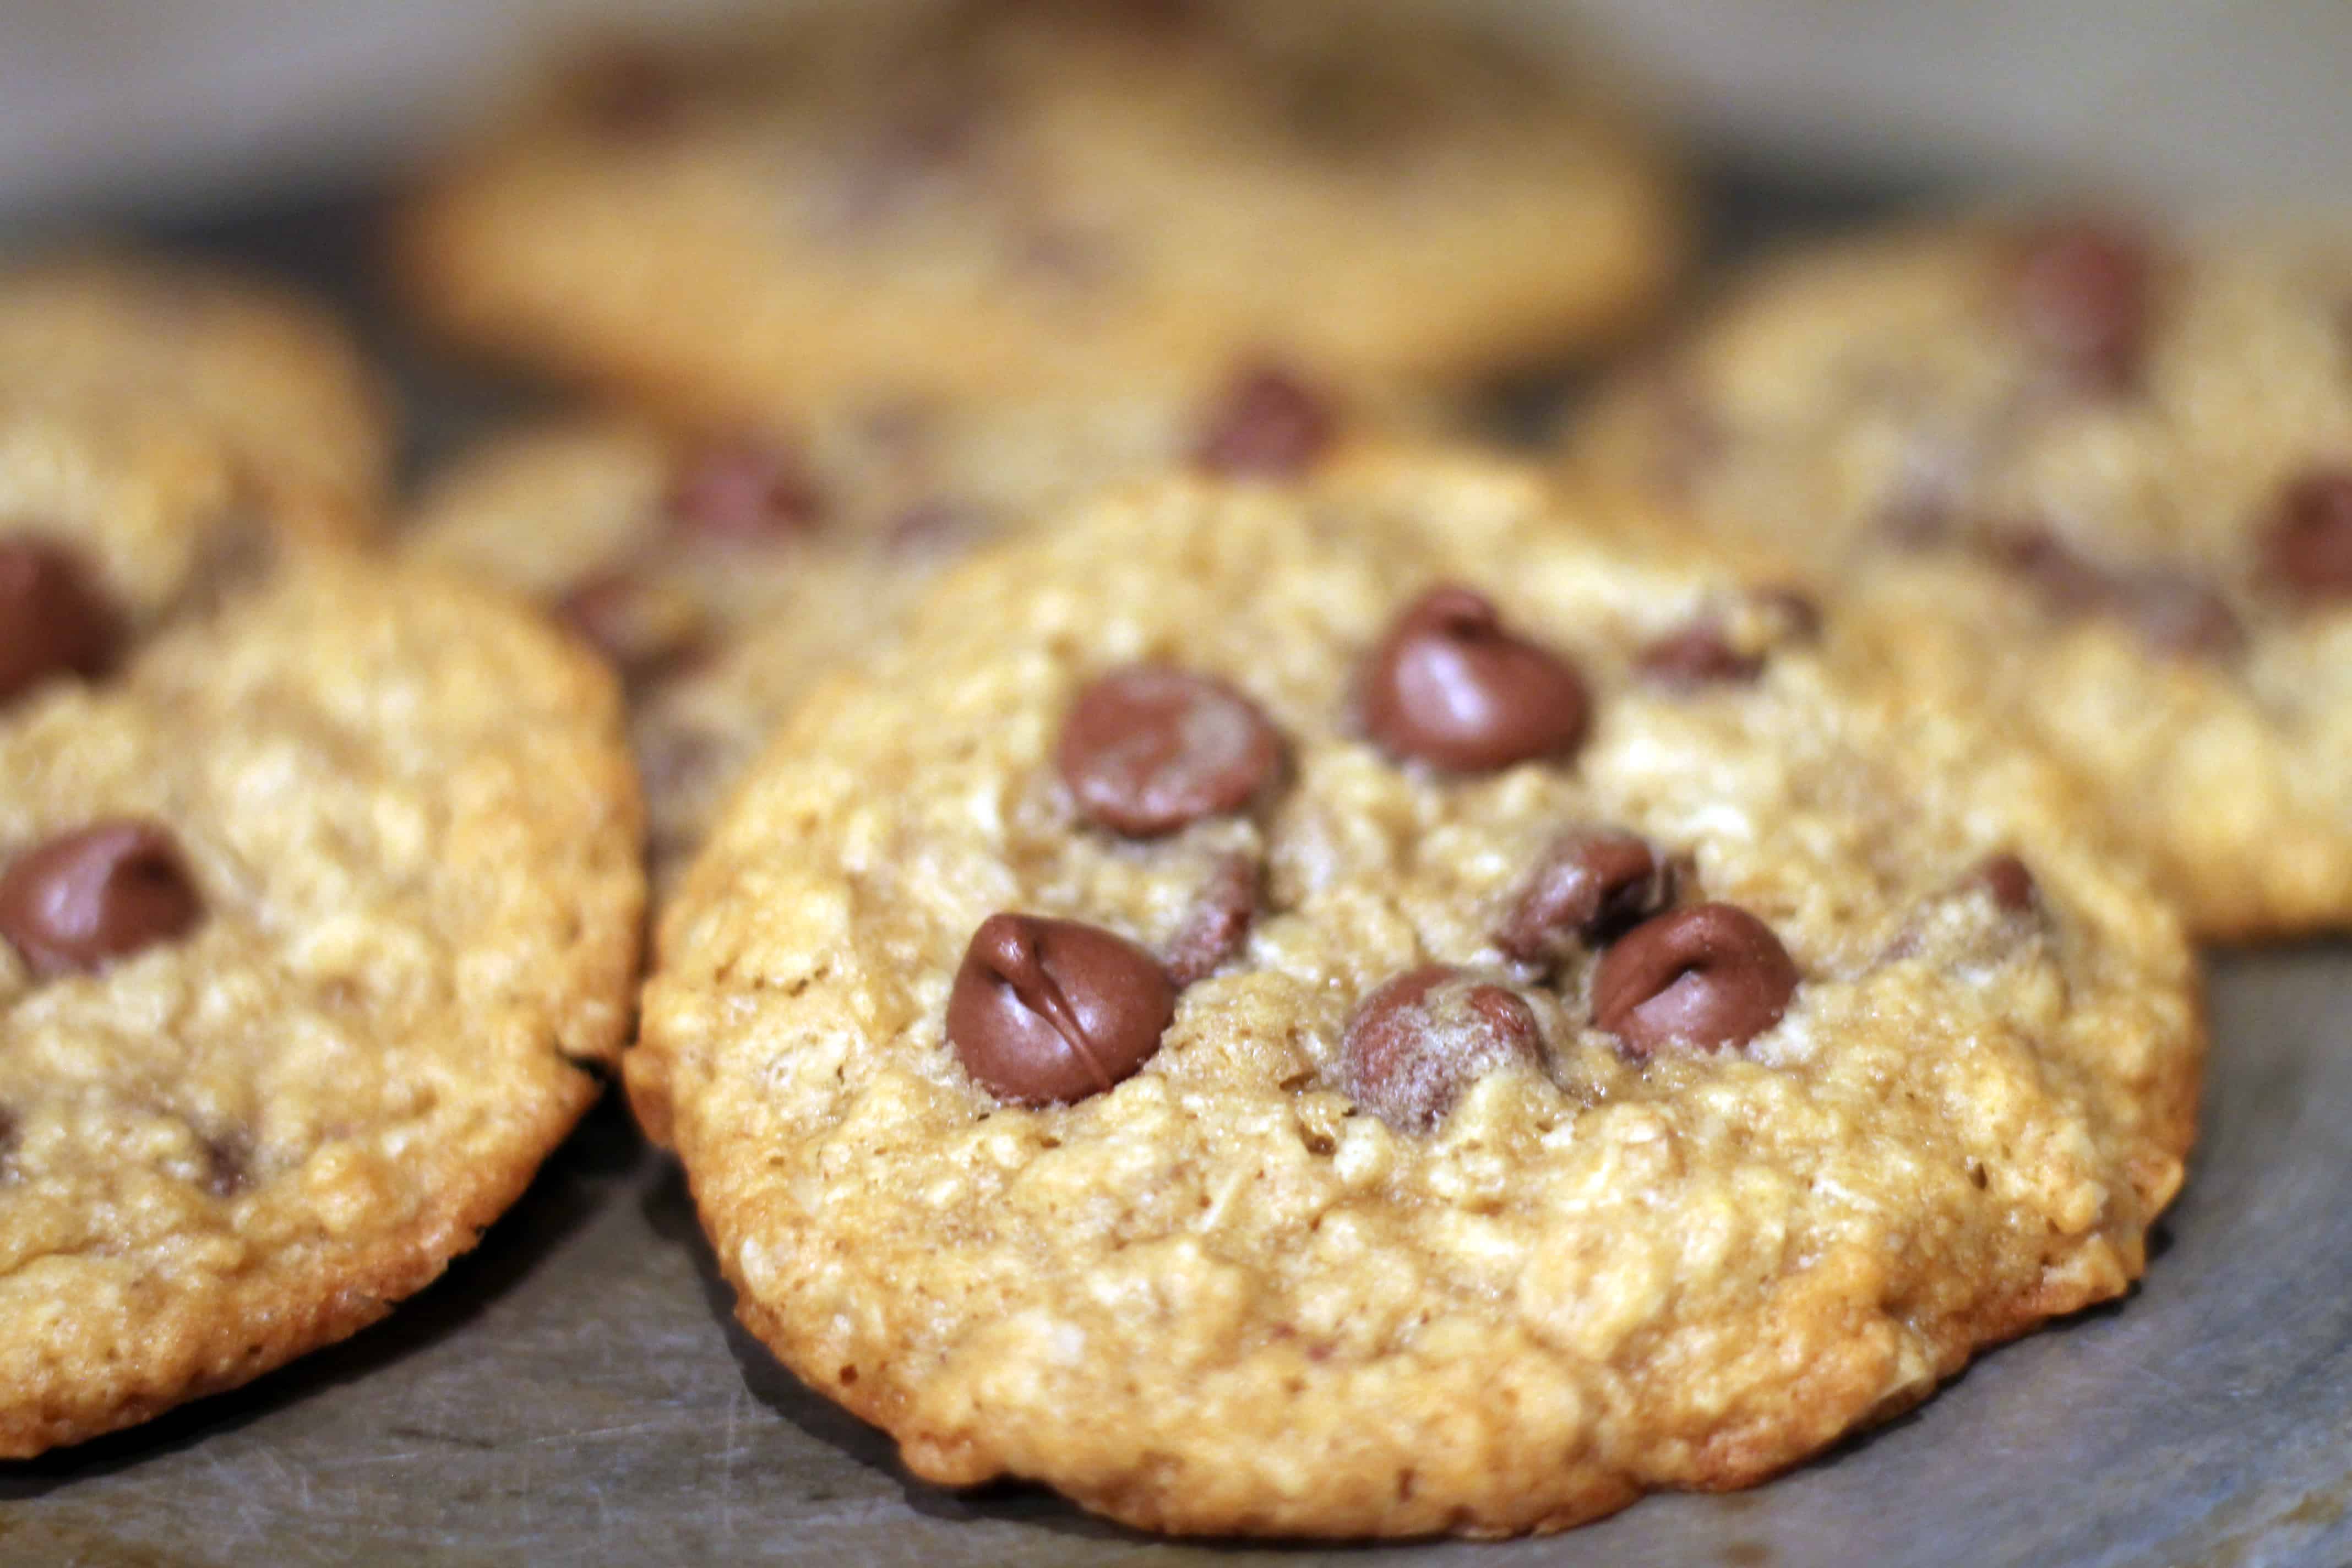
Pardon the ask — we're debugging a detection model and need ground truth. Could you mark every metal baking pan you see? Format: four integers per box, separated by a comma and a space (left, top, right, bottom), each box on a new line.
3, 175, 2348, 1568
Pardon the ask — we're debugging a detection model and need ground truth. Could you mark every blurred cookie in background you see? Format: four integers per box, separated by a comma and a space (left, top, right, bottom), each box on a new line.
1571, 215, 2352, 937
405, 362, 1398, 886
394, 0, 1688, 427
0, 249, 392, 531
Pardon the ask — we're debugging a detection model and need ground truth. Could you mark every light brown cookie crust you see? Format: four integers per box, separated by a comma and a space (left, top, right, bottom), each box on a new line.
635, 454, 2201, 1537
0, 556, 643, 1457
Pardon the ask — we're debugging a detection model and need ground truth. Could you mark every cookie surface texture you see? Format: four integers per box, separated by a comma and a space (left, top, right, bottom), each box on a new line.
635, 454, 2201, 1537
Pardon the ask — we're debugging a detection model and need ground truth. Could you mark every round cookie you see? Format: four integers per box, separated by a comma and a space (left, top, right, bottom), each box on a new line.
395, 0, 1686, 424
0, 553, 643, 1456
406, 364, 1374, 885
1572, 216, 2352, 938
0, 249, 393, 532
634, 454, 2201, 1538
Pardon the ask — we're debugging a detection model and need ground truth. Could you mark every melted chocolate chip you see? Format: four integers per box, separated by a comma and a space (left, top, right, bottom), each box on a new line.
1058, 667, 1283, 837
1162, 853, 1257, 987
2123, 573, 2243, 657
2011, 220, 2154, 392
1591, 902, 1798, 1058
1991, 527, 2240, 657
0, 536, 122, 706
886, 497, 991, 558
946, 913, 1174, 1105
1340, 966, 1540, 1133
202, 1130, 252, 1199
830, 80, 991, 228
1496, 829, 1674, 968
1192, 366, 1340, 478
1975, 853, 2039, 913
2264, 467, 2352, 603
1362, 587, 1589, 772
0, 821, 203, 978
1635, 622, 1763, 686
574, 45, 687, 136
554, 571, 705, 683
665, 437, 824, 545
1753, 586, 1823, 641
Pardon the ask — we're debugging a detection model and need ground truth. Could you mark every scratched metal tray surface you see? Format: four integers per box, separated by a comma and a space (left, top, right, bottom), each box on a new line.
4, 176, 2351, 1568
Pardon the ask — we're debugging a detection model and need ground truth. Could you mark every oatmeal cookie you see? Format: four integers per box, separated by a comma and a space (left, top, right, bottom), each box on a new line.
0, 554, 643, 1456
0, 249, 391, 531
395, 0, 1685, 423
634, 453, 2200, 1537
1572, 216, 2352, 937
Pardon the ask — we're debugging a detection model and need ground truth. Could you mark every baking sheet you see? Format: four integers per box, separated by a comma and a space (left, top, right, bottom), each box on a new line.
3, 177, 2349, 1568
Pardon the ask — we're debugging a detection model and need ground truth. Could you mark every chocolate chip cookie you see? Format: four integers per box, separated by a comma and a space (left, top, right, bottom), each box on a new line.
395, 0, 1685, 424
0, 249, 392, 531
0, 554, 643, 1456
1572, 217, 2352, 938
633, 453, 2201, 1537
407, 364, 1373, 886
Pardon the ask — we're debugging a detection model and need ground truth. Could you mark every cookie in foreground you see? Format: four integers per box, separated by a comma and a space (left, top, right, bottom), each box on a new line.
395, 0, 1685, 423
0, 554, 643, 1456
1572, 214, 2352, 938
634, 454, 2201, 1537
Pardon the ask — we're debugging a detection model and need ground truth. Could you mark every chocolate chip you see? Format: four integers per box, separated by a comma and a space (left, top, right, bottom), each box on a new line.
1753, 586, 1823, 641
665, 437, 823, 545
1635, 622, 1764, 686
1281, 55, 1426, 156
1362, 587, 1589, 772
1058, 666, 1283, 837
2263, 467, 2352, 603
1162, 853, 1257, 987
2011, 220, 2154, 393
1340, 966, 1541, 1133
1496, 829, 1674, 968
1591, 902, 1798, 1058
1192, 366, 1340, 478
1990, 526, 2240, 658
830, 80, 991, 228
2122, 572, 2242, 657
202, 1130, 251, 1199
886, 497, 991, 558
0, 536, 121, 706
1992, 526, 2112, 611
0, 821, 202, 978
1975, 853, 2039, 913
554, 571, 705, 683
946, 913, 1174, 1105
574, 45, 687, 136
